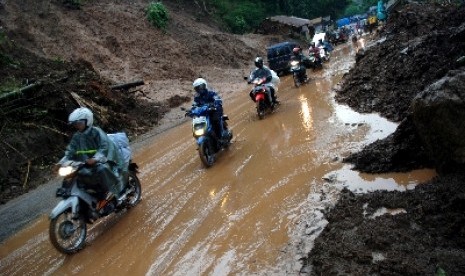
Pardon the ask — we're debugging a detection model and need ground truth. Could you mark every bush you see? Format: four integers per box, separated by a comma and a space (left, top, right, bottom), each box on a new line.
61, 0, 82, 10
211, 0, 265, 34
146, 2, 169, 30
224, 15, 247, 34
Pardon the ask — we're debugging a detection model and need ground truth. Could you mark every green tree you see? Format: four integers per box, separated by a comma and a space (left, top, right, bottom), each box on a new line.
206, 0, 353, 33
146, 2, 169, 30
210, 0, 266, 34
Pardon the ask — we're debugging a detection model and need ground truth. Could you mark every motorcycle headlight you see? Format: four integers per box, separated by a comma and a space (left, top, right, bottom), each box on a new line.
194, 128, 206, 136
290, 60, 299, 66
58, 166, 74, 176
193, 123, 207, 137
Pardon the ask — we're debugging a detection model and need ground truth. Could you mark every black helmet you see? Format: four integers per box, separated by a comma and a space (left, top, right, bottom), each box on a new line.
254, 57, 264, 68
293, 47, 301, 55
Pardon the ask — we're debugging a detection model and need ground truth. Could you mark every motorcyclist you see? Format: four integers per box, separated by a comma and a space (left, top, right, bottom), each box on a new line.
317, 38, 333, 53
192, 77, 226, 140
308, 42, 322, 65
291, 47, 308, 80
308, 42, 319, 56
56, 107, 123, 209
247, 57, 279, 105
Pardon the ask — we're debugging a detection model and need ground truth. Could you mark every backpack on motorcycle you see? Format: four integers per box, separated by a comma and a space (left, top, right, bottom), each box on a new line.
107, 132, 132, 166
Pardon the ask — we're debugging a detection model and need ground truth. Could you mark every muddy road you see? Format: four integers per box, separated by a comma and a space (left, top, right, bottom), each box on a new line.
0, 47, 435, 275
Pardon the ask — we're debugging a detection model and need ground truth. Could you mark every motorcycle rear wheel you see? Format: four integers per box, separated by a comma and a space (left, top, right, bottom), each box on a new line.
199, 140, 215, 168
126, 171, 142, 207
49, 210, 87, 254
257, 100, 266, 119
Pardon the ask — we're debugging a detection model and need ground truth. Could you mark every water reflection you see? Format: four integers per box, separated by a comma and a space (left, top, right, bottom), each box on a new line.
333, 103, 398, 143
299, 95, 313, 133
324, 164, 437, 193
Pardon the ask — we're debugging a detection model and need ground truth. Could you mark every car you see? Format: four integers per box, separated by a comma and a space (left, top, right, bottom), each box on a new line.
266, 41, 299, 75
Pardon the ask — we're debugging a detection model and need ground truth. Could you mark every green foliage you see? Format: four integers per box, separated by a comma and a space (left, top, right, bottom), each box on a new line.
61, 0, 82, 9
224, 15, 247, 34
146, 2, 169, 30
53, 56, 66, 63
207, 0, 354, 33
344, 3, 364, 16
0, 31, 18, 67
0, 31, 6, 44
343, 0, 379, 17
0, 78, 21, 94
210, 0, 266, 34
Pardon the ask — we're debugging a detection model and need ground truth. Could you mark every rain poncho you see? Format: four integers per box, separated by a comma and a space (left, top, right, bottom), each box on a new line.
248, 65, 278, 101
59, 126, 124, 196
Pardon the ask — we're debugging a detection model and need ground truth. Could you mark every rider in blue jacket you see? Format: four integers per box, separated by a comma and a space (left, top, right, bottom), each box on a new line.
192, 78, 225, 140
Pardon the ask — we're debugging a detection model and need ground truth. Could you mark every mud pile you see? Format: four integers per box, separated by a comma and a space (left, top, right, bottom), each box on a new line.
0, 0, 272, 204
302, 3, 465, 274
0, 40, 176, 204
336, 2, 465, 173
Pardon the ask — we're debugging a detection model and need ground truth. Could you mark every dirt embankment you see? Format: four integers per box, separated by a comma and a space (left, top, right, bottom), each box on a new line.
0, 0, 277, 204
302, 3, 465, 275
2, 0, 465, 274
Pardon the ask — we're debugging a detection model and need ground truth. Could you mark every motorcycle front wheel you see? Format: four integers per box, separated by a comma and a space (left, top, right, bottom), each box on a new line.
199, 140, 215, 168
49, 210, 87, 254
293, 73, 300, 87
126, 171, 142, 207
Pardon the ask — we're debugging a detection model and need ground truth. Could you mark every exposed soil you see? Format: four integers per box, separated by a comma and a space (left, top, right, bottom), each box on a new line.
0, 0, 277, 204
1, 0, 465, 275
301, 3, 465, 275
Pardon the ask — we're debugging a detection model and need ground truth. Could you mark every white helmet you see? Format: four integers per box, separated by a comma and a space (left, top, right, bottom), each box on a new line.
68, 107, 93, 127
193, 78, 207, 92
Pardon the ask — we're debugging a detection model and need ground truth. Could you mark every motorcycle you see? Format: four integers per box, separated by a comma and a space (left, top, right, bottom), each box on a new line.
246, 77, 276, 119
328, 31, 348, 45
49, 160, 141, 254
290, 59, 308, 87
183, 104, 233, 168
319, 46, 331, 62
307, 51, 323, 70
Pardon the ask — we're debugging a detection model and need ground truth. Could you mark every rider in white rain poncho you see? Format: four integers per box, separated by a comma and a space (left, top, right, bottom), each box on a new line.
247, 57, 280, 105
57, 107, 124, 203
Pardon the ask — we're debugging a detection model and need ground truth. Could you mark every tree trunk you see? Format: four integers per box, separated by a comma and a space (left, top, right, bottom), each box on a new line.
110, 80, 144, 91
0, 82, 43, 103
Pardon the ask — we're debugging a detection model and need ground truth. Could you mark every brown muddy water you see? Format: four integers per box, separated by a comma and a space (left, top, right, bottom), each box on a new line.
0, 46, 436, 275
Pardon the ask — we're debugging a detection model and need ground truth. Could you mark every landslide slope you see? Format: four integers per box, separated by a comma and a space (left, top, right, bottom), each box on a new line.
0, 0, 274, 204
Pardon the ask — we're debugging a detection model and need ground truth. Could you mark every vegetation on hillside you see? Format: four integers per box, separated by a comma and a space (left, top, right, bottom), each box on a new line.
146, 2, 169, 30
200, 0, 381, 33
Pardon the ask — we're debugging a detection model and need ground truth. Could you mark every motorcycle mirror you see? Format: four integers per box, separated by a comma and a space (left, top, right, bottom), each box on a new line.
243, 76, 248, 80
